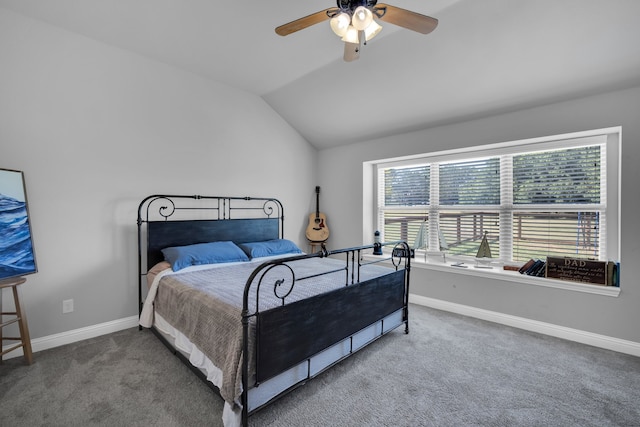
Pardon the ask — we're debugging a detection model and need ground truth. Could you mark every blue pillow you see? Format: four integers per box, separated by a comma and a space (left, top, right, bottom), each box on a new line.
238, 239, 302, 259
161, 241, 249, 271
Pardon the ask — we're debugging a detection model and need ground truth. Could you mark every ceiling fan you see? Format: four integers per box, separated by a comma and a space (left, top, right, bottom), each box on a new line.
275, 0, 438, 62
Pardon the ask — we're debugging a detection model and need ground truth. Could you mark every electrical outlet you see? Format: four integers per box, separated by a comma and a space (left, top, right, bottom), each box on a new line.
62, 299, 74, 314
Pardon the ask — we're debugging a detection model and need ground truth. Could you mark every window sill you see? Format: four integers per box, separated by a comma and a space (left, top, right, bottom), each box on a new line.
363, 254, 621, 297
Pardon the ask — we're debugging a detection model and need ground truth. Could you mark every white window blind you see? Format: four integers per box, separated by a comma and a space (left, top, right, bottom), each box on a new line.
439, 157, 500, 206
383, 165, 430, 206
511, 145, 603, 260
512, 146, 601, 205
378, 165, 430, 247
375, 131, 615, 263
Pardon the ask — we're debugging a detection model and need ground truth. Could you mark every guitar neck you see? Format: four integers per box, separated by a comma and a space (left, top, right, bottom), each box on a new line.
315, 186, 321, 218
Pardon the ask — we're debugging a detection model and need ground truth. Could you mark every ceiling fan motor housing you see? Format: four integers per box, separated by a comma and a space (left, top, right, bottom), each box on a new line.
337, 0, 378, 13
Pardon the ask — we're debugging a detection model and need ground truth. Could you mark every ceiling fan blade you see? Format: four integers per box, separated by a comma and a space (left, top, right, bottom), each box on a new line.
343, 42, 360, 62
374, 3, 438, 34
275, 8, 339, 36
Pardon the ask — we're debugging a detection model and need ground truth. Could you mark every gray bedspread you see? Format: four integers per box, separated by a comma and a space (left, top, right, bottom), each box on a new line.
154, 256, 393, 407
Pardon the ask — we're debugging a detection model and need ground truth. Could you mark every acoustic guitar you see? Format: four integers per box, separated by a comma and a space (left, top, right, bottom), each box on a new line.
305, 186, 329, 242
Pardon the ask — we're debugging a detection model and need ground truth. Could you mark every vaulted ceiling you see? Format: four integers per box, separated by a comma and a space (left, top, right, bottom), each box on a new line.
1, 0, 639, 149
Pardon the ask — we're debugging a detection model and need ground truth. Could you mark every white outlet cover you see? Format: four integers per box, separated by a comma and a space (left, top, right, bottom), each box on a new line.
63, 299, 74, 314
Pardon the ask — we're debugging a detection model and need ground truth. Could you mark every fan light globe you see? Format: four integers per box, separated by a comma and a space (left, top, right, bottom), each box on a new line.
352, 6, 373, 31
341, 25, 360, 44
330, 12, 351, 37
364, 20, 382, 41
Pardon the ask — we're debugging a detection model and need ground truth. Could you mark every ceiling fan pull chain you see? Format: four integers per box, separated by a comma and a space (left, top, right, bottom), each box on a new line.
360, 30, 367, 45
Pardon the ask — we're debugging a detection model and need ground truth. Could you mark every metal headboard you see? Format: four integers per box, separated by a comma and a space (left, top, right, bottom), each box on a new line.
137, 194, 284, 313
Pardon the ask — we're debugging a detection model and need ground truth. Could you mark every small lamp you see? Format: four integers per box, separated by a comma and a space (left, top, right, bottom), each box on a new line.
373, 230, 383, 255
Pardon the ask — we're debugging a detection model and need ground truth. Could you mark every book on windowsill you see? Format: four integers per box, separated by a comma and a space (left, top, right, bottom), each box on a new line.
530, 260, 546, 277
518, 259, 536, 274
517, 259, 546, 276
607, 261, 620, 287
522, 259, 543, 275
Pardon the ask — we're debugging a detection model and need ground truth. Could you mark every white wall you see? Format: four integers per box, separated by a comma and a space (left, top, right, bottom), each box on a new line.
0, 9, 317, 340
318, 85, 640, 344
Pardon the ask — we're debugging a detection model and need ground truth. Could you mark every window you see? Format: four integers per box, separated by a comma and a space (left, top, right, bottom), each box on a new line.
372, 129, 620, 265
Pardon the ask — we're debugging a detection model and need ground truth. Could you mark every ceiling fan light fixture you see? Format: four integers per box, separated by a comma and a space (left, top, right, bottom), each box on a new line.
364, 20, 382, 41
330, 12, 351, 37
275, 2, 438, 61
341, 25, 360, 44
351, 6, 373, 31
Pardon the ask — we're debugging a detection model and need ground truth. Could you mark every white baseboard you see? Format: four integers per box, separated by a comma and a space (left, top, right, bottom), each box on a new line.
409, 294, 640, 358
2, 315, 139, 360
5, 299, 640, 361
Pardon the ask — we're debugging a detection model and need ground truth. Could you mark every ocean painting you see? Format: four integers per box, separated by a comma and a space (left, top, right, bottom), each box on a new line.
0, 169, 37, 281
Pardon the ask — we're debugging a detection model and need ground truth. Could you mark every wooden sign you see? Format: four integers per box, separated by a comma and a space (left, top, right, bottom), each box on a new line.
545, 257, 607, 285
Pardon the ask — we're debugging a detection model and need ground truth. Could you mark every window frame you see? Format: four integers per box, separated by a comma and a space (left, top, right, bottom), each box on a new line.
364, 127, 621, 294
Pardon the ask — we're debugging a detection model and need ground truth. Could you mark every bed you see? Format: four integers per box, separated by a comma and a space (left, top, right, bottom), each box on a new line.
137, 194, 411, 426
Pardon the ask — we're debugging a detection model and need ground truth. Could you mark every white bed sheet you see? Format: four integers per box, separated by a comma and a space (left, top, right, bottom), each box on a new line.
139, 254, 299, 328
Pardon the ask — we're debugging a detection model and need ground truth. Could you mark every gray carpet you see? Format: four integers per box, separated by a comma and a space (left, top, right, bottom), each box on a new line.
1, 304, 639, 426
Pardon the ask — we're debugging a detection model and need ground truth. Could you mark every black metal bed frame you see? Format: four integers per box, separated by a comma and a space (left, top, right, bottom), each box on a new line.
137, 195, 411, 426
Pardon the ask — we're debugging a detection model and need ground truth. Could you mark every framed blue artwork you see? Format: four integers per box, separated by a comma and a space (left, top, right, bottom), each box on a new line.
0, 168, 37, 281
